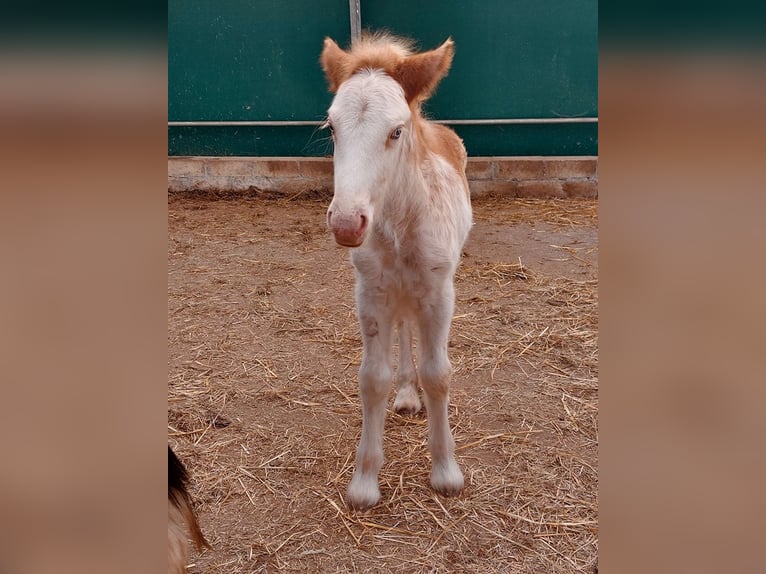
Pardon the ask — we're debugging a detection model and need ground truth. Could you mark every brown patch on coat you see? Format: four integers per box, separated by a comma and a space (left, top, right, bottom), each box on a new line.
418, 120, 467, 172
411, 117, 470, 200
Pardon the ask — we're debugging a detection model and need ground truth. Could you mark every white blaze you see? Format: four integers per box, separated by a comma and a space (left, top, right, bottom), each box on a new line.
326, 70, 411, 246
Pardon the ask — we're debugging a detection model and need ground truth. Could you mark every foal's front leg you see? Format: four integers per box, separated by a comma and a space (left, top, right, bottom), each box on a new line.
417, 283, 464, 496
347, 294, 394, 510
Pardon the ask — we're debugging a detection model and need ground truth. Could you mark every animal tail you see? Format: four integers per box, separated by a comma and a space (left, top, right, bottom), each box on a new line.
168, 446, 210, 574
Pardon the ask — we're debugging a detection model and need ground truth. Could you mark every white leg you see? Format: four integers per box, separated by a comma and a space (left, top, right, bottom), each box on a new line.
393, 319, 422, 415
347, 295, 393, 510
417, 284, 464, 496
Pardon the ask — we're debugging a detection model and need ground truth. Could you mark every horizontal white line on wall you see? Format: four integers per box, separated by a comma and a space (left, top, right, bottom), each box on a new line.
168, 117, 598, 127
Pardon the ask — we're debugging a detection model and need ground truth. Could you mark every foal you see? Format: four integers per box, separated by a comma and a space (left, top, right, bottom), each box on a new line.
320, 34, 472, 509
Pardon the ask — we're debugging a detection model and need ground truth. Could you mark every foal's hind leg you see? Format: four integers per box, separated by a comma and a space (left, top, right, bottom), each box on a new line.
347, 296, 394, 510
417, 284, 464, 496
393, 319, 422, 415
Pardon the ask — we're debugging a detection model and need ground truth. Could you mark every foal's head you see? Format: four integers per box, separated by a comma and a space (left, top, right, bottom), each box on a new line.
320, 34, 454, 247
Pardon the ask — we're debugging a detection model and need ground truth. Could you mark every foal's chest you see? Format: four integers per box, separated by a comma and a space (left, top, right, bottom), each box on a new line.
352, 244, 440, 308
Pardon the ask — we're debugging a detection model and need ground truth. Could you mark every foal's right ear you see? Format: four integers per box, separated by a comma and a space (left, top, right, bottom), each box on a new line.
320, 37, 349, 93
393, 38, 455, 103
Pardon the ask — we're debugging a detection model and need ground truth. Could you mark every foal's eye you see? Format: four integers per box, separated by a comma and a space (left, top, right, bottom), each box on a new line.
389, 127, 402, 140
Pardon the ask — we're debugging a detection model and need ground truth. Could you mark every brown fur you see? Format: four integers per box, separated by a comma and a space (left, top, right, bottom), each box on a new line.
168, 447, 209, 574
320, 33, 454, 104
168, 500, 188, 574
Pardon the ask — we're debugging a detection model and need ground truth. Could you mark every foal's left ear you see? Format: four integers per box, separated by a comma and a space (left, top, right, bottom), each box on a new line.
393, 38, 455, 103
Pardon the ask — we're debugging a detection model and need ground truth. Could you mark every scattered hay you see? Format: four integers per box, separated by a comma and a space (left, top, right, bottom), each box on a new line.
472, 197, 598, 228
169, 197, 598, 573
168, 187, 334, 203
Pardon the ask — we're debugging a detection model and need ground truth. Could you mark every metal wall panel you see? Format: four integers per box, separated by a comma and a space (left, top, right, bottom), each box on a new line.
168, 1, 597, 156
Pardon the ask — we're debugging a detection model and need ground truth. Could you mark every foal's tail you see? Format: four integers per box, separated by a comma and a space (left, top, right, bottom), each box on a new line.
168, 446, 210, 574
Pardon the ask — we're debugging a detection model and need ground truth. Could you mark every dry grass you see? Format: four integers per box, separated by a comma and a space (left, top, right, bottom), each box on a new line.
169, 196, 598, 573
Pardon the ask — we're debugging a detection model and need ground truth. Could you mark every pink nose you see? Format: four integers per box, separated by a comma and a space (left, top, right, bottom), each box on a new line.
327, 210, 368, 247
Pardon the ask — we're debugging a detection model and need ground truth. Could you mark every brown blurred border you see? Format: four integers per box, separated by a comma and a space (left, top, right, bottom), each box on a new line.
600, 50, 766, 573
2, 35, 766, 574
0, 50, 167, 574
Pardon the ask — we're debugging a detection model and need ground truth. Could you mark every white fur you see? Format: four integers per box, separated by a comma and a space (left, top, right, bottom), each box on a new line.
327, 70, 472, 509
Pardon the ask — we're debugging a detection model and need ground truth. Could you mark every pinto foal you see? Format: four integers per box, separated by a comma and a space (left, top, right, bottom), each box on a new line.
320, 34, 472, 509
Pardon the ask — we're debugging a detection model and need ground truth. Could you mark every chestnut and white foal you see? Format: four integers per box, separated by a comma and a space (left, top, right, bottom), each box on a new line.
320, 34, 472, 510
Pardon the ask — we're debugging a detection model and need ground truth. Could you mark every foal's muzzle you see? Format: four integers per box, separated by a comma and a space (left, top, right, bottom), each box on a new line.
327, 209, 368, 247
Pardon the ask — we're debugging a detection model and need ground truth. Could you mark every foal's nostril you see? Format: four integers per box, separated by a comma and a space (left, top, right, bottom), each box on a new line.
327, 210, 333, 226
359, 214, 368, 231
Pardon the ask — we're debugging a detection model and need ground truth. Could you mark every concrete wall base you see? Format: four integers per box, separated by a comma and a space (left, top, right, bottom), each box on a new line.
168, 156, 598, 199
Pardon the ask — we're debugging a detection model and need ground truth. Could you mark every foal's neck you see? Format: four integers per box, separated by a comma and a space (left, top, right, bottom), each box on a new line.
391, 111, 431, 194
377, 114, 434, 239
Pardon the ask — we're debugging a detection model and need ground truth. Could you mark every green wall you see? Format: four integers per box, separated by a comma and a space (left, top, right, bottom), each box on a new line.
168, 1, 597, 156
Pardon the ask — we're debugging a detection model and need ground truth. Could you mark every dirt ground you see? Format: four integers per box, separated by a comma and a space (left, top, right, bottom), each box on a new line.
168, 193, 598, 573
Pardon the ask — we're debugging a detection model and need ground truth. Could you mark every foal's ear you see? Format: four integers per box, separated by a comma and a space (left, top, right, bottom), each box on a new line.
320, 37, 349, 93
394, 38, 455, 103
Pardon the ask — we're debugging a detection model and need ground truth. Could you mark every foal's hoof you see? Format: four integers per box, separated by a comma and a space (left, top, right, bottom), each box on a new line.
346, 475, 381, 510
394, 403, 421, 416
431, 461, 464, 497
393, 389, 422, 416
